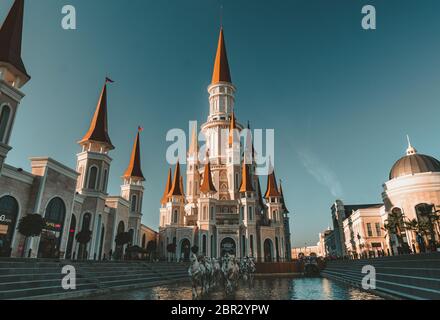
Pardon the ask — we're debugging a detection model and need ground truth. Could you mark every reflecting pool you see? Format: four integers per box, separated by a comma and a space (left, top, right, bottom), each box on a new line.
85, 277, 383, 300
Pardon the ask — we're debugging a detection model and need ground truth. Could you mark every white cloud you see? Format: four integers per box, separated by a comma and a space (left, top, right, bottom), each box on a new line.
297, 149, 343, 198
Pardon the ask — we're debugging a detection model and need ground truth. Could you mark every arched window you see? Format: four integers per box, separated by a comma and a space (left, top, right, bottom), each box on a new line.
242, 235, 247, 256
45, 198, 66, 224
240, 207, 244, 220
248, 206, 253, 221
210, 235, 215, 257
128, 229, 134, 245
117, 221, 125, 234
131, 194, 137, 212
102, 169, 108, 192
173, 210, 178, 224
88, 166, 98, 189
202, 234, 207, 255
82, 213, 92, 231
250, 234, 254, 257
210, 206, 214, 220
0, 105, 11, 143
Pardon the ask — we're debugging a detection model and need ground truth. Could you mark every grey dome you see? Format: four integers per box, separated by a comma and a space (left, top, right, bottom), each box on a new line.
389, 153, 440, 180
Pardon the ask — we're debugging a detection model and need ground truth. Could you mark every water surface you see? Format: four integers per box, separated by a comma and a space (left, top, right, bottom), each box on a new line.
85, 277, 382, 300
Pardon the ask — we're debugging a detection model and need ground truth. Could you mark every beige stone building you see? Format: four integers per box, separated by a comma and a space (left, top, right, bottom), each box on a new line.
158, 29, 292, 262
0, 0, 157, 259
332, 138, 440, 257
342, 205, 386, 257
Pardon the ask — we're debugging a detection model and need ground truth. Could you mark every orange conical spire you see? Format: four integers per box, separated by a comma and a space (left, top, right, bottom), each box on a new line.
200, 158, 217, 194
279, 181, 289, 213
180, 176, 185, 197
264, 161, 281, 198
168, 161, 183, 197
211, 28, 232, 84
161, 168, 172, 205
79, 81, 114, 149
239, 162, 254, 193
0, 0, 29, 78
123, 128, 145, 180
229, 112, 238, 147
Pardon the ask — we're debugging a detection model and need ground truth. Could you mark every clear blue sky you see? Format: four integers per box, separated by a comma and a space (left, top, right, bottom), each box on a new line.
3, 0, 440, 247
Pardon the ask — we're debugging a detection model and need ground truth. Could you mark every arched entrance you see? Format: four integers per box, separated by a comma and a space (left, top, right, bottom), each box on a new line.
275, 237, 280, 262
65, 215, 76, 260
128, 229, 134, 246
38, 198, 66, 259
78, 213, 92, 260
115, 221, 125, 259
264, 239, 274, 262
220, 237, 236, 257
98, 225, 105, 260
180, 238, 191, 262
0, 196, 19, 257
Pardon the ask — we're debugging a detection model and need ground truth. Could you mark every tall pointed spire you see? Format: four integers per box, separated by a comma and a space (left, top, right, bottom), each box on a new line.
161, 168, 172, 205
0, 0, 29, 79
229, 112, 238, 147
179, 176, 185, 198
168, 161, 183, 197
200, 157, 217, 194
189, 125, 199, 155
256, 178, 265, 208
211, 28, 232, 84
79, 81, 114, 149
123, 128, 145, 180
406, 135, 417, 156
279, 180, 289, 213
239, 162, 254, 193
244, 121, 255, 163
264, 161, 281, 198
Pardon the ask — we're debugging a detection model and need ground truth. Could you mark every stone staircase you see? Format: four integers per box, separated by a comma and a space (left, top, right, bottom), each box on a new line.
0, 258, 189, 300
321, 253, 440, 300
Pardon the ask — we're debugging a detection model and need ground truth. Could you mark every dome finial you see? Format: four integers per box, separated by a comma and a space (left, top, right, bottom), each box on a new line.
406, 135, 417, 155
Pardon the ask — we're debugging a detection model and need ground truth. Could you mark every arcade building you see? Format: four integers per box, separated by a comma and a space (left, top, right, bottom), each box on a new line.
0, 0, 156, 259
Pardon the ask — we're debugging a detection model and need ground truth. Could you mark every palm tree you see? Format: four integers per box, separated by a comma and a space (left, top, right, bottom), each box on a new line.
384, 209, 406, 254
416, 204, 440, 251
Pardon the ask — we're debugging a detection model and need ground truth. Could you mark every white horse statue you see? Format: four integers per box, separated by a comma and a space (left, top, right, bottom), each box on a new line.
221, 254, 240, 295
211, 258, 222, 287
188, 253, 204, 299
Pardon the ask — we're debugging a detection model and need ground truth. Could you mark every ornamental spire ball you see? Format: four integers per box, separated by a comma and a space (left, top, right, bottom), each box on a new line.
406, 135, 417, 156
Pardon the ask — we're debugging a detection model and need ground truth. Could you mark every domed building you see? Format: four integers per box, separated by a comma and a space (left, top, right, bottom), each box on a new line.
382, 138, 440, 253
331, 138, 440, 258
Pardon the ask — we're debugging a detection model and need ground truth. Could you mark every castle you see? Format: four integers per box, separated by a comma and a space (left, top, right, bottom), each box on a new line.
158, 28, 292, 262
0, 0, 156, 259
